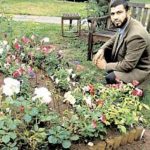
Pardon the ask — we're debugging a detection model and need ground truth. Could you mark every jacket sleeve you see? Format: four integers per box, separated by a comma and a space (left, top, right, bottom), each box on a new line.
101, 34, 117, 51
105, 35, 147, 72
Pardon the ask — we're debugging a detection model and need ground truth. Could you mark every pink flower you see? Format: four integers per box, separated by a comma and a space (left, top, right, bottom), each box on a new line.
21, 36, 30, 44
132, 80, 139, 87
92, 120, 97, 128
100, 114, 107, 124
41, 45, 54, 54
132, 88, 143, 97
6, 55, 11, 63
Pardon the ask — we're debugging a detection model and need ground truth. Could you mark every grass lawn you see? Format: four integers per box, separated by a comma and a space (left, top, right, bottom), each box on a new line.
0, 0, 87, 17
0, 0, 149, 18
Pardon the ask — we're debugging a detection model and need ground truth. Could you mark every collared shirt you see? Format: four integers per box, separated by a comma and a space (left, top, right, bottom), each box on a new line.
118, 17, 130, 40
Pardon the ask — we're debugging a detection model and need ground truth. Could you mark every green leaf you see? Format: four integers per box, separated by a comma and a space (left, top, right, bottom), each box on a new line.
30, 107, 39, 116
70, 135, 79, 141
0, 121, 4, 129
8, 132, 17, 140
23, 114, 32, 123
2, 135, 10, 144
48, 136, 58, 144
0, 130, 5, 135
62, 140, 71, 149
34, 124, 39, 131
14, 119, 22, 125
11, 147, 18, 150
118, 125, 126, 134
38, 128, 45, 132
8, 123, 17, 130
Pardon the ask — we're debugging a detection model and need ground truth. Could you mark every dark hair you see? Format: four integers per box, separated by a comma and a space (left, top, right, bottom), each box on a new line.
110, 0, 129, 11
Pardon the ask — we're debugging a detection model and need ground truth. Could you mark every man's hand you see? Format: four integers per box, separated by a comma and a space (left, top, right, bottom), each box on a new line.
96, 58, 107, 70
93, 49, 104, 65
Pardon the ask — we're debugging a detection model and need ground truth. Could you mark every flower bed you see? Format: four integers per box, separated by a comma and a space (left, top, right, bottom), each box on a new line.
0, 35, 149, 149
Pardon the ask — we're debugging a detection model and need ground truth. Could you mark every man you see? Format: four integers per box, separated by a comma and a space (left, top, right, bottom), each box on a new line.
93, 0, 150, 88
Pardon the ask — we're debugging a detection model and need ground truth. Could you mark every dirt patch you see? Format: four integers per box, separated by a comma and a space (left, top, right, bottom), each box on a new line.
118, 129, 150, 150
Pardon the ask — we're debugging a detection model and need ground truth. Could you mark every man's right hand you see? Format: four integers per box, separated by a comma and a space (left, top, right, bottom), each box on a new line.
93, 49, 104, 65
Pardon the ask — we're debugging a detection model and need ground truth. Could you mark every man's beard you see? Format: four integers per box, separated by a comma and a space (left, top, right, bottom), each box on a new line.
112, 16, 128, 28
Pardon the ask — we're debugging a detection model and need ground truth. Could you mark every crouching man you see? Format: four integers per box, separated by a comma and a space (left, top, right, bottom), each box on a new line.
93, 0, 150, 89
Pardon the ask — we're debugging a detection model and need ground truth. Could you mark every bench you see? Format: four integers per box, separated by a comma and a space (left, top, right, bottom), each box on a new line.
87, 2, 150, 60
61, 13, 81, 37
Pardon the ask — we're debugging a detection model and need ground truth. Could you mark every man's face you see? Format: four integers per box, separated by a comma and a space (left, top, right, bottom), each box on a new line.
110, 4, 128, 28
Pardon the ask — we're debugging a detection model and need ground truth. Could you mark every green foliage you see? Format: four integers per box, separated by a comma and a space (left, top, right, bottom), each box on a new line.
87, 0, 109, 17
48, 126, 77, 149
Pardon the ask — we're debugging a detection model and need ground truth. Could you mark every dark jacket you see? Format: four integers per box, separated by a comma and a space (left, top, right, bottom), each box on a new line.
101, 17, 150, 83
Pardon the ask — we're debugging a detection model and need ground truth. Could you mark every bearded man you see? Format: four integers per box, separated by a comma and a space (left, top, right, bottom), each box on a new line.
93, 0, 150, 89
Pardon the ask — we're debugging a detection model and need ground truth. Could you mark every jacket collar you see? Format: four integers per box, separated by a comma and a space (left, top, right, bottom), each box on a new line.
112, 17, 132, 60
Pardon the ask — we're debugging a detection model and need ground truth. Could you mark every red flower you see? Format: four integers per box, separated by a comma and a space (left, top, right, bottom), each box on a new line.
20, 106, 25, 113
13, 70, 21, 78
92, 120, 97, 128
97, 100, 104, 107
12, 67, 24, 78
88, 84, 95, 95
132, 88, 143, 97
14, 42, 21, 50
132, 80, 139, 87
100, 114, 107, 124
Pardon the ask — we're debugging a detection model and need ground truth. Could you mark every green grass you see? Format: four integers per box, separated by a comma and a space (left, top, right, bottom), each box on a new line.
0, 0, 87, 17
130, 0, 150, 3
0, 0, 149, 18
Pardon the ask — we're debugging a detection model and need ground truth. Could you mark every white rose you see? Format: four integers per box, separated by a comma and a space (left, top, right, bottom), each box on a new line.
0, 48, 4, 55
41, 37, 49, 43
32, 87, 52, 104
66, 69, 73, 75
3, 40, 8, 46
2, 77, 20, 96
64, 91, 76, 105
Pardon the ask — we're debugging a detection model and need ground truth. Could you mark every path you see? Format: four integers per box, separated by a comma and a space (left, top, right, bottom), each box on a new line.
13, 15, 88, 26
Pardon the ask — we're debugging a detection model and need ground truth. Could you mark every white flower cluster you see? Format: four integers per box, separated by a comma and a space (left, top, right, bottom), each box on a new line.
2, 77, 20, 96
40, 37, 50, 43
64, 91, 76, 105
32, 87, 52, 104
0, 40, 10, 55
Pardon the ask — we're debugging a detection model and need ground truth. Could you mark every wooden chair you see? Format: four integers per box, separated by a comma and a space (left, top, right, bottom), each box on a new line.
87, 2, 150, 60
